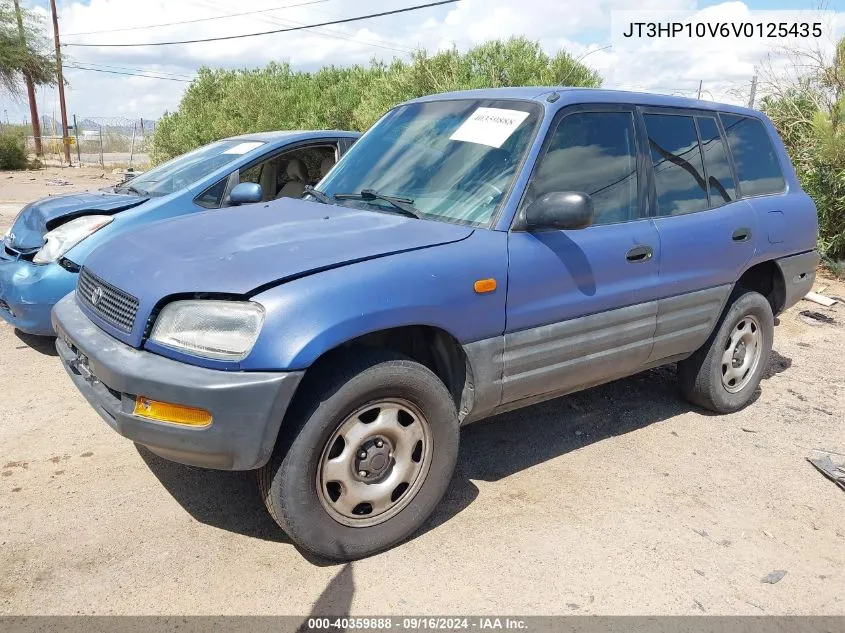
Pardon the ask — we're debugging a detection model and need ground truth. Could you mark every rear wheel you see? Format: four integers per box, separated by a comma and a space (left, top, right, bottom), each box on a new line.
678, 289, 774, 413
258, 349, 459, 560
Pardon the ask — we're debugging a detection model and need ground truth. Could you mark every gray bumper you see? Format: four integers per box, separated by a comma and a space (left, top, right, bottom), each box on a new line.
52, 294, 303, 470
776, 250, 820, 313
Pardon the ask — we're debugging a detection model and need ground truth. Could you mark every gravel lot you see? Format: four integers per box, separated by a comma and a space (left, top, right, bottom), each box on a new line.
1, 168, 843, 615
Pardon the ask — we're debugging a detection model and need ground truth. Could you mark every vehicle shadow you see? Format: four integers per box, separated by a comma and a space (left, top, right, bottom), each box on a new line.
13, 329, 58, 356
135, 445, 291, 544
137, 349, 790, 564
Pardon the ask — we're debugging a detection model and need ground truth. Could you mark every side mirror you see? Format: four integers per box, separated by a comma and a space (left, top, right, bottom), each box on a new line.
229, 182, 263, 205
517, 191, 594, 231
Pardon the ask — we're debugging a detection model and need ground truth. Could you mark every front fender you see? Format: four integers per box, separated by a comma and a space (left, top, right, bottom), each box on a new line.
243, 229, 508, 371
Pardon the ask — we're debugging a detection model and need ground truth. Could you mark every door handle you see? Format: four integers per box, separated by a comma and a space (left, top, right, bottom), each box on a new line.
732, 227, 752, 242
626, 245, 653, 263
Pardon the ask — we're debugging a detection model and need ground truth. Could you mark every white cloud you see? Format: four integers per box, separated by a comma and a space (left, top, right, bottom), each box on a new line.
2, 0, 843, 124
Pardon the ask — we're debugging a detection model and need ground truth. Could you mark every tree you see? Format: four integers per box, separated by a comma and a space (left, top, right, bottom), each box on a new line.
152, 37, 602, 163
0, 0, 54, 96
760, 34, 845, 261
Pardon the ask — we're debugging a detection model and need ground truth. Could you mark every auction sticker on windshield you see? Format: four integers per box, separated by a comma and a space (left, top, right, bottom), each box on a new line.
223, 141, 265, 155
450, 107, 530, 148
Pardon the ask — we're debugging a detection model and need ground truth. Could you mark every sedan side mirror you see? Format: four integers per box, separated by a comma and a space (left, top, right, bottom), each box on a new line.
517, 191, 594, 231
229, 182, 263, 205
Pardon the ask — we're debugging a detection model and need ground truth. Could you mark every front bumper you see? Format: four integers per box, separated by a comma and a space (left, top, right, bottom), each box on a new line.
0, 256, 77, 336
53, 294, 304, 470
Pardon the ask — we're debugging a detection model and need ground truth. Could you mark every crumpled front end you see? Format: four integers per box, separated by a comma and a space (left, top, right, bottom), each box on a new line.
0, 250, 77, 335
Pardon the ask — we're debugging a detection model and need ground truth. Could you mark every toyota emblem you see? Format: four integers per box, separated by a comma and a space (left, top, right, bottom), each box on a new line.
91, 286, 103, 306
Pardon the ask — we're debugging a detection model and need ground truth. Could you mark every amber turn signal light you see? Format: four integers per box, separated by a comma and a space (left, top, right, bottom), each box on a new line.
473, 278, 497, 294
134, 396, 212, 427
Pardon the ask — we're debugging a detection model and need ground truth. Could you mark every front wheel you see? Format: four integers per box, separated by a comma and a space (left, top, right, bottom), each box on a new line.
678, 289, 774, 413
258, 349, 459, 560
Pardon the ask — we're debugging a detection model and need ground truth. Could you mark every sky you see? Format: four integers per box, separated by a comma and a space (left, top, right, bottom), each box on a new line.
1, 0, 843, 125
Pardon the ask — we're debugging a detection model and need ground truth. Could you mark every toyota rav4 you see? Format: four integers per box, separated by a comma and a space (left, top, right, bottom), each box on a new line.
53, 88, 818, 560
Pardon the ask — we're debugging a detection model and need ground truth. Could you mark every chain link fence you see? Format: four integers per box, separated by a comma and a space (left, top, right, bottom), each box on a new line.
22, 116, 157, 168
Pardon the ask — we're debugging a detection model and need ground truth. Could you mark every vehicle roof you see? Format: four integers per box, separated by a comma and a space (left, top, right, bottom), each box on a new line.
223, 129, 361, 143
405, 87, 762, 118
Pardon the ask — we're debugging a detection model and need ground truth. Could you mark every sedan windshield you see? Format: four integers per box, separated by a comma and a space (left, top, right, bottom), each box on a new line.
116, 139, 266, 197
318, 99, 542, 227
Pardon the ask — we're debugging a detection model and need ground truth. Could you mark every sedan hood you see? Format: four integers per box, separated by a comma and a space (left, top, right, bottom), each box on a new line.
6, 191, 147, 252
84, 198, 474, 340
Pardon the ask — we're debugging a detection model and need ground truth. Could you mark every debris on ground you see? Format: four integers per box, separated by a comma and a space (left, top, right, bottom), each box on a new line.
44, 178, 71, 186
804, 291, 838, 307
741, 427, 758, 433
761, 570, 787, 584
806, 450, 845, 491
799, 310, 836, 324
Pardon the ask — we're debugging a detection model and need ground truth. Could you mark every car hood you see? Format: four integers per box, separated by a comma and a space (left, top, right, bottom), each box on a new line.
83, 198, 474, 333
5, 191, 147, 252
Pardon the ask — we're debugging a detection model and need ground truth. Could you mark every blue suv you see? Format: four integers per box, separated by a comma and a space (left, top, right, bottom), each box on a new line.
53, 88, 819, 560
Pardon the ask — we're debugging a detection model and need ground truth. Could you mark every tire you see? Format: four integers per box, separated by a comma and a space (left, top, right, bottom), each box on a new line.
678, 289, 774, 413
258, 348, 459, 561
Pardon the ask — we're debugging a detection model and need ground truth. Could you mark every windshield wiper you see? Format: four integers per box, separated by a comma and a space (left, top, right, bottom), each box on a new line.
122, 184, 148, 196
334, 189, 422, 219
303, 185, 334, 205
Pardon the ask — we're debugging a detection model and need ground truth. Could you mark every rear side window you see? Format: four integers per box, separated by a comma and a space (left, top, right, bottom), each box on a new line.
696, 116, 736, 207
528, 111, 639, 225
644, 114, 708, 216
720, 114, 785, 197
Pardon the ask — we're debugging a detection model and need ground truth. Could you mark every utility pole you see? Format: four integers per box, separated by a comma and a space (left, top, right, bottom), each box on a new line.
13, 0, 42, 157
49, 0, 71, 164
697, 80, 702, 100
748, 75, 758, 109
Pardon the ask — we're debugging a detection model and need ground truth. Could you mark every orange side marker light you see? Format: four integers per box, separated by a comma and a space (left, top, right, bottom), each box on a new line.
474, 278, 497, 294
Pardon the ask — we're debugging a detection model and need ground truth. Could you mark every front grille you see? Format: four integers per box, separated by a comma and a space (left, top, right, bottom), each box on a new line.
77, 267, 139, 333
0, 298, 10, 314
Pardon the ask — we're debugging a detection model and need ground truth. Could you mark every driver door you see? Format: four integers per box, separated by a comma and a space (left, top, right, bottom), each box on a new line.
502, 105, 662, 405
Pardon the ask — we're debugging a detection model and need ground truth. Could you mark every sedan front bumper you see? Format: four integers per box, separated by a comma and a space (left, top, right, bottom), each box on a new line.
52, 293, 303, 470
0, 256, 77, 336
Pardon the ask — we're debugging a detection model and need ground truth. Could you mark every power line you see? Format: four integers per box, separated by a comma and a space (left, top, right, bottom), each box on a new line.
66, 64, 193, 82
69, 60, 194, 79
193, 0, 415, 55
63, 0, 330, 38
63, 0, 459, 48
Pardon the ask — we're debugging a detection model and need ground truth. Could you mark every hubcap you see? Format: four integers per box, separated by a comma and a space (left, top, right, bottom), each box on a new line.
317, 399, 432, 527
721, 314, 762, 393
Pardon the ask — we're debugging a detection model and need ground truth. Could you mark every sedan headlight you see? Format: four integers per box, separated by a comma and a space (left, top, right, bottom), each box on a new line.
150, 300, 265, 361
33, 215, 113, 264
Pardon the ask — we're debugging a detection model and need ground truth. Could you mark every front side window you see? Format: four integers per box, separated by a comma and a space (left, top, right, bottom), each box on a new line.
116, 139, 266, 198
644, 114, 709, 216
318, 99, 542, 227
696, 116, 736, 207
720, 114, 785, 197
524, 111, 639, 226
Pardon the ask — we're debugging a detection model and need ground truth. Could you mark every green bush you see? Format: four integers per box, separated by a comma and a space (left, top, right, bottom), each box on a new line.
764, 89, 845, 260
0, 128, 27, 169
151, 37, 602, 164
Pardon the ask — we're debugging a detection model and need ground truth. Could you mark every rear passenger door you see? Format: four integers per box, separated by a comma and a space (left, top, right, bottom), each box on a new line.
642, 109, 758, 362
503, 105, 662, 405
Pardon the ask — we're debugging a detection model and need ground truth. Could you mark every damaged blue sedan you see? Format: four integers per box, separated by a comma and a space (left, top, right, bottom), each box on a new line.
0, 130, 358, 335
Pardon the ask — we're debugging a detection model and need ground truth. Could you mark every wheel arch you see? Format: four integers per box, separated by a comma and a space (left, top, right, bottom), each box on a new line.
292, 324, 476, 422
735, 259, 787, 315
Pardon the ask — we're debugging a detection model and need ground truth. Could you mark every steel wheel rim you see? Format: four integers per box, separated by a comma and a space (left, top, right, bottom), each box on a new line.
316, 398, 433, 528
721, 314, 763, 393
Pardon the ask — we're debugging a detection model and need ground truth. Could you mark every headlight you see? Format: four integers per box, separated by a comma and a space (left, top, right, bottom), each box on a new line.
33, 215, 113, 264
150, 300, 265, 361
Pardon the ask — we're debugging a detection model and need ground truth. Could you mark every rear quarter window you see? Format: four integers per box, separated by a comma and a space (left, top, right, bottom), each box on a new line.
719, 114, 785, 197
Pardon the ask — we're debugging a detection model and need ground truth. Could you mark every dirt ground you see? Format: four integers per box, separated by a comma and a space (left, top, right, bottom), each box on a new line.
0, 170, 843, 616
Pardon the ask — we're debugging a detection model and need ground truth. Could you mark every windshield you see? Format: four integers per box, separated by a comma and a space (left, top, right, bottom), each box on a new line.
318, 99, 542, 227
116, 139, 266, 197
